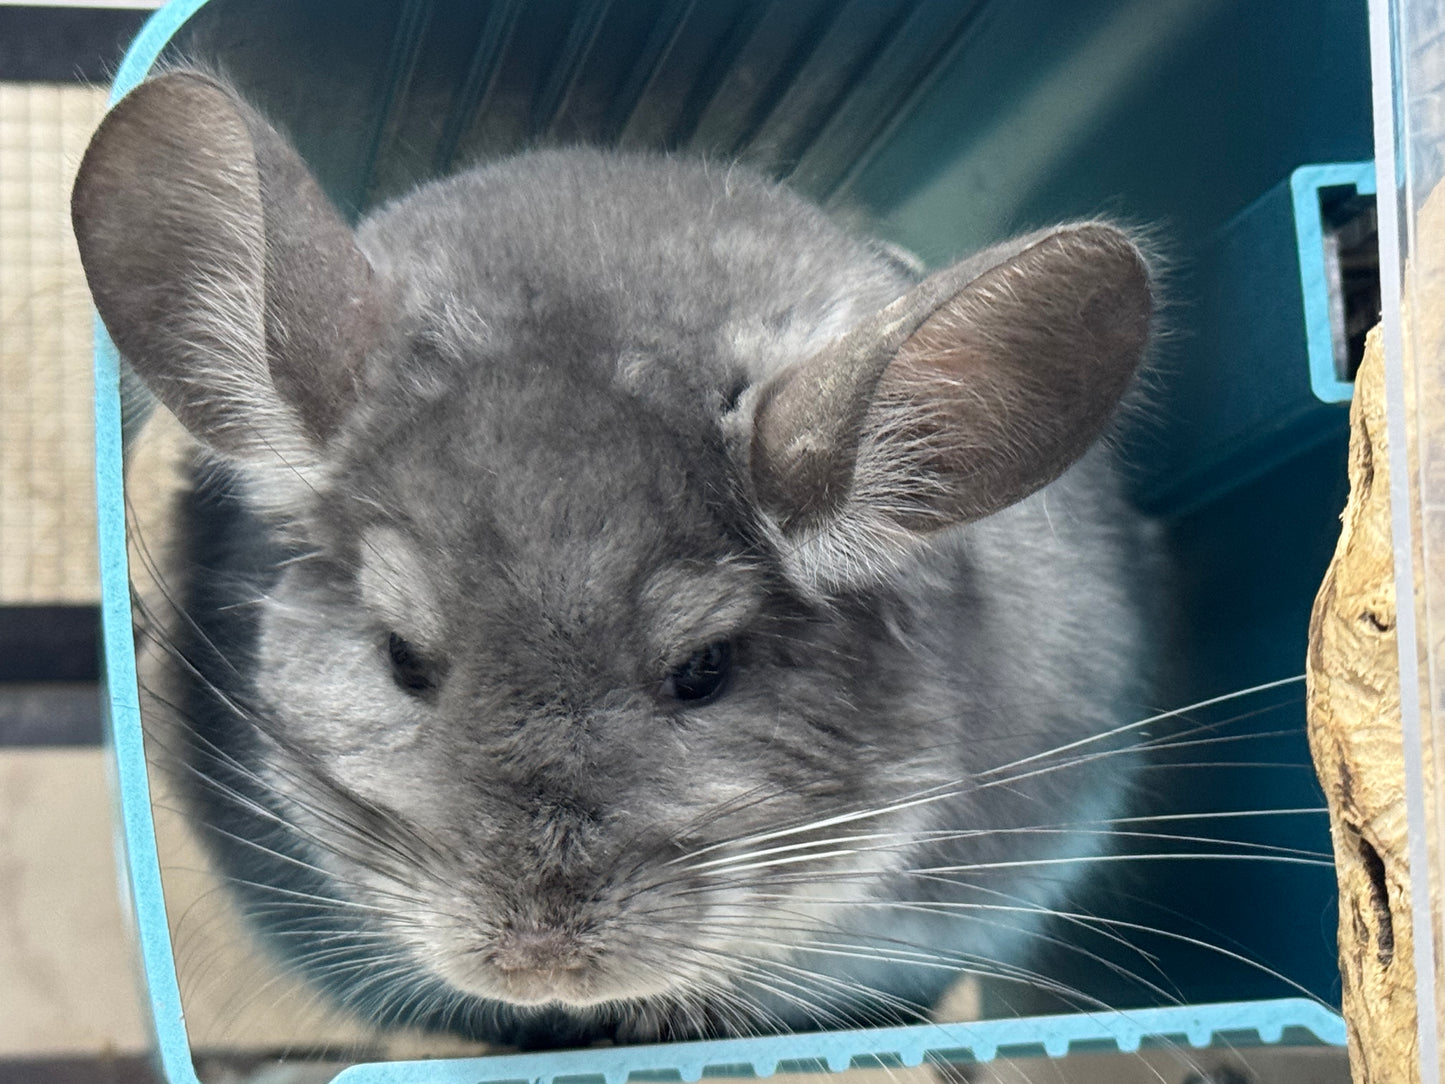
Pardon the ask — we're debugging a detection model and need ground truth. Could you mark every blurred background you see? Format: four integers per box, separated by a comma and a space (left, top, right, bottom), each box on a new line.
1, 3, 158, 1081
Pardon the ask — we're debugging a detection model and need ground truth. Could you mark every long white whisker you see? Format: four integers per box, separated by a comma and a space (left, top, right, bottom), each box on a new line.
975, 675, 1304, 780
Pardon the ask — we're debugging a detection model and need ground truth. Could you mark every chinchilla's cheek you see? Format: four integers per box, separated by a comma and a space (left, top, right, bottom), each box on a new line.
254, 596, 427, 757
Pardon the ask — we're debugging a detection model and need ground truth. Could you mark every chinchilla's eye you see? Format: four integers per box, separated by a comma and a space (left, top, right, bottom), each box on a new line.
386, 632, 441, 697
661, 640, 733, 705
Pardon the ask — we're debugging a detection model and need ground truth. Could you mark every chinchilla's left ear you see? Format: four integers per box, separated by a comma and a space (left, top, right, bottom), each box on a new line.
72, 70, 389, 511
748, 222, 1152, 590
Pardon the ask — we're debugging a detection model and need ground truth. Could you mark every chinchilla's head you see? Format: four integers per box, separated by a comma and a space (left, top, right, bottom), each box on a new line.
73, 71, 1153, 1041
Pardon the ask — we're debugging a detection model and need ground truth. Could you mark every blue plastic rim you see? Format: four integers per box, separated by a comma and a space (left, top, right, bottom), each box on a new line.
1292, 160, 1378, 404
95, 8, 214, 1082
92, 2, 1351, 1081
318, 1001, 1347, 1084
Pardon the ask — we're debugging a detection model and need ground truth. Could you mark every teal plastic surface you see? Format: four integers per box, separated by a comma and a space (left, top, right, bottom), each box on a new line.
93, 1, 1366, 1080
1128, 161, 1376, 517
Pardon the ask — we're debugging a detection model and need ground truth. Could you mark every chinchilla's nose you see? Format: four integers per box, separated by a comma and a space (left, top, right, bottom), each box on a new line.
490, 925, 587, 973
487, 924, 598, 1004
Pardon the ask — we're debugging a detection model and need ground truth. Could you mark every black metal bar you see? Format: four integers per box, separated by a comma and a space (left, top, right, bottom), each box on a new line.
0, 605, 101, 683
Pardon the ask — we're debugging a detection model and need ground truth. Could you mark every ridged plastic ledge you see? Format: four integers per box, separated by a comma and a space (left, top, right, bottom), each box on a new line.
324, 999, 1345, 1083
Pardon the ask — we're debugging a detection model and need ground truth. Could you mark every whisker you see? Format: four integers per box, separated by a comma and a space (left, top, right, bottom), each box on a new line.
975, 675, 1305, 780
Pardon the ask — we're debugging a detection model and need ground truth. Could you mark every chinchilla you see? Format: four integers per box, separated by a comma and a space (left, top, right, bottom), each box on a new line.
72, 70, 1157, 1048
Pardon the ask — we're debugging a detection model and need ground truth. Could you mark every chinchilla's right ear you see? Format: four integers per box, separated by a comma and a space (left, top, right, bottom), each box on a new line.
748, 223, 1152, 592
72, 71, 388, 509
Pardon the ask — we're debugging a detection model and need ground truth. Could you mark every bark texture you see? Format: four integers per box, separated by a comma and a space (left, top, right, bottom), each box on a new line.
1307, 323, 1418, 1082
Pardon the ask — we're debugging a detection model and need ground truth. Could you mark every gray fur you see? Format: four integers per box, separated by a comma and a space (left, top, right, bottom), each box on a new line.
73, 72, 1156, 1045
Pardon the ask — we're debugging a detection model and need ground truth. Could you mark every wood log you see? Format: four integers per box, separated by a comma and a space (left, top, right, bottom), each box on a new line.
1307, 170, 1445, 1081
1308, 322, 1418, 1082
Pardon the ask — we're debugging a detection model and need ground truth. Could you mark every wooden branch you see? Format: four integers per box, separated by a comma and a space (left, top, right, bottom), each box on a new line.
1307, 323, 1418, 1081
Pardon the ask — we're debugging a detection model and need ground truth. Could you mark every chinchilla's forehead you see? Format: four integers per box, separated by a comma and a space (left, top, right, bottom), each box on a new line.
355, 149, 909, 377
322, 349, 762, 644
326, 153, 916, 598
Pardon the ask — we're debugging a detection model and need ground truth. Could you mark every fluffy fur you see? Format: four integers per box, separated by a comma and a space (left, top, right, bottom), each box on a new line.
74, 72, 1157, 1048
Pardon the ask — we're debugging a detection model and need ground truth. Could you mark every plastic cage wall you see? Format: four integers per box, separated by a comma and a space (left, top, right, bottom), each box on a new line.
92, 0, 1374, 1081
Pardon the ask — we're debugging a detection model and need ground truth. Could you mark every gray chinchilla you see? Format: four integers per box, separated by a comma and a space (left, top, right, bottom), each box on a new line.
72, 70, 1157, 1048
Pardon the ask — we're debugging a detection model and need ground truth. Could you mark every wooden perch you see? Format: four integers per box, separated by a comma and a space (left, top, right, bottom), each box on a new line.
1307, 324, 1419, 1082
1307, 173, 1445, 1080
